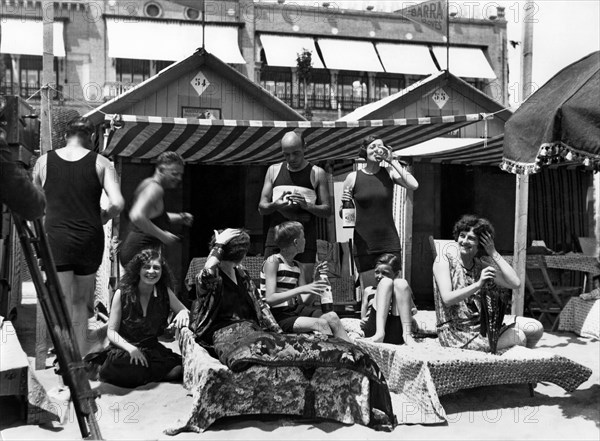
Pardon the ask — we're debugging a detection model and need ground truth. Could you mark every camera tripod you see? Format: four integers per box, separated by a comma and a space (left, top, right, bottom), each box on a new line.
12, 213, 102, 440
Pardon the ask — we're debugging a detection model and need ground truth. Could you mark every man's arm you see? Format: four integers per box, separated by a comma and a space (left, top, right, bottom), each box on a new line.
129, 182, 177, 245
98, 156, 125, 224
295, 165, 331, 218
0, 143, 45, 220
258, 164, 287, 215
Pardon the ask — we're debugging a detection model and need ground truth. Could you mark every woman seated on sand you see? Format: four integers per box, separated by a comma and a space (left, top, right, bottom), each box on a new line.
360, 253, 417, 345
432, 214, 543, 352
92, 249, 189, 387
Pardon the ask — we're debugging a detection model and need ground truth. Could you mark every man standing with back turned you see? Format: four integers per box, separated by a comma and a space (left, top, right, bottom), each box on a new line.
259, 131, 331, 280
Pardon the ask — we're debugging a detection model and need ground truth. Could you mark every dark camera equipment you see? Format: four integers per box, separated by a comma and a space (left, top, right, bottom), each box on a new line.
1, 96, 102, 439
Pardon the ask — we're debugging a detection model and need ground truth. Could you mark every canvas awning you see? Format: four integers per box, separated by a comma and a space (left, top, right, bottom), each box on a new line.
102, 113, 489, 164
431, 46, 496, 79
399, 135, 504, 166
0, 19, 66, 57
376, 42, 438, 75
317, 38, 384, 72
259, 34, 324, 69
105, 20, 245, 64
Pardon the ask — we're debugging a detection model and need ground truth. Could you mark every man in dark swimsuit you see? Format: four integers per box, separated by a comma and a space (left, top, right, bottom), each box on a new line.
120, 152, 193, 267
258, 131, 331, 283
33, 116, 124, 355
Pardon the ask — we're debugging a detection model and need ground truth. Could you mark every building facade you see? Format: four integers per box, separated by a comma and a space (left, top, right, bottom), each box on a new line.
1, 0, 509, 119
1, 0, 517, 303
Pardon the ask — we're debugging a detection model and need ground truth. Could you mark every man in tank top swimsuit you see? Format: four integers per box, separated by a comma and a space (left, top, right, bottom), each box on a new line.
258, 131, 331, 282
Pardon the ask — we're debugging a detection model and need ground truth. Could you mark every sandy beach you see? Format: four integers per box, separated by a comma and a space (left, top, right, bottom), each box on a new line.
1, 283, 598, 441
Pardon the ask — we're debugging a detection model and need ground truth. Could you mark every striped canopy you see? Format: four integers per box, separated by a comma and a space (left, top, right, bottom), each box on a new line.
402, 134, 504, 166
102, 114, 490, 164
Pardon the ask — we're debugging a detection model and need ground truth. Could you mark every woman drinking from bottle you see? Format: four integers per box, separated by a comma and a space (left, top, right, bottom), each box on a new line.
341, 136, 419, 289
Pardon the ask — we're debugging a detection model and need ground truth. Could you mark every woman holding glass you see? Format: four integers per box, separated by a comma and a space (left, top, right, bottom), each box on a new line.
341, 136, 419, 288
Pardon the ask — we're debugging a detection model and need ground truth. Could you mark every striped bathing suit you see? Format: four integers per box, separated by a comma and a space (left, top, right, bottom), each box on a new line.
260, 255, 301, 308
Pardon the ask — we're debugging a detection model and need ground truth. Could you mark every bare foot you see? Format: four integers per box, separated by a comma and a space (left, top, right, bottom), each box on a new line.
363, 334, 385, 343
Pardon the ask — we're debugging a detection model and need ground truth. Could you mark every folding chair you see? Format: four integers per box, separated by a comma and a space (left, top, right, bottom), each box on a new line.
525, 255, 580, 331
577, 237, 597, 290
428, 236, 461, 263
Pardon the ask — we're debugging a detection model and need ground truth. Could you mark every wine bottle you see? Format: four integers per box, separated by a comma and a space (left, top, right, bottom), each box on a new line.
319, 273, 334, 313
341, 197, 356, 228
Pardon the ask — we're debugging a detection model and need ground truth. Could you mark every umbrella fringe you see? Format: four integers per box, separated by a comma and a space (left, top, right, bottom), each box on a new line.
501, 141, 600, 174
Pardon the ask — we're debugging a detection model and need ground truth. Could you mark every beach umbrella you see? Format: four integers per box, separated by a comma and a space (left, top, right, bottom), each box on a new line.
501, 51, 600, 174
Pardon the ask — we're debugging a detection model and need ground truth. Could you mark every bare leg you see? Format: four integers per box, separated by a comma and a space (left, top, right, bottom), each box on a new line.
390, 279, 417, 345
364, 278, 394, 343
71, 274, 96, 355
57, 271, 75, 319
321, 312, 351, 342
514, 316, 544, 348
293, 316, 333, 335
497, 328, 526, 350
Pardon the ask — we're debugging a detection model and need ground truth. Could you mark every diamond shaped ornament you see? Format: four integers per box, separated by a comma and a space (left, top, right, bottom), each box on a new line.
432, 88, 449, 109
191, 71, 210, 96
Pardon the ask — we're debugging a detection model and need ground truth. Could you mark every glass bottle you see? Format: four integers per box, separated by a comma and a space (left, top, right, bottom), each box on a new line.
341, 197, 356, 228
319, 273, 333, 313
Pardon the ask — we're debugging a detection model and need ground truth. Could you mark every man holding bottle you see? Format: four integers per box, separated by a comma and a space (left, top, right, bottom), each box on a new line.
258, 130, 331, 281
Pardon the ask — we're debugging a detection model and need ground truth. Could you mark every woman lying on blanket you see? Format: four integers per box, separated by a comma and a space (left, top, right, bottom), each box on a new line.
432, 215, 543, 352
89, 249, 190, 387
360, 253, 418, 345
189, 228, 396, 429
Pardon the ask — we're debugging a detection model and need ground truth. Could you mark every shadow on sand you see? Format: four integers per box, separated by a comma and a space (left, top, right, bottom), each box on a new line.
440, 383, 600, 428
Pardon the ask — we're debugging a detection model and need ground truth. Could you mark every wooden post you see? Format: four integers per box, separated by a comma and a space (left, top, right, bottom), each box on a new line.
512, 175, 529, 316
403, 187, 414, 285
511, 2, 534, 316
595, 173, 600, 259
35, 1, 54, 369
40, 2, 54, 155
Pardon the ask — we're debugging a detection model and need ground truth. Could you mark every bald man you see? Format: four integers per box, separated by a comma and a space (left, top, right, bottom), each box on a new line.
259, 131, 331, 276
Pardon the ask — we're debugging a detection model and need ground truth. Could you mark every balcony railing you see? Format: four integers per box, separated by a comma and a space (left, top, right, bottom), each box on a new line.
0, 82, 62, 100
270, 93, 379, 111
102, 81, 140, 100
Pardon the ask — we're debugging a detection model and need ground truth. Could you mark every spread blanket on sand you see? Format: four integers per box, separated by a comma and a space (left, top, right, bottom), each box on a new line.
165, 317, 592, 434
342, 318, 593, 424
165, 324, 395, 434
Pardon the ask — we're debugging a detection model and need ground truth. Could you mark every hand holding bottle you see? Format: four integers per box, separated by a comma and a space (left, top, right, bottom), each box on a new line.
340, 186, 356, 228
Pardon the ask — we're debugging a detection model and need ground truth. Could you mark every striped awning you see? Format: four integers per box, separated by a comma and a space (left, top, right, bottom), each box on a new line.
400, 134, 505, 166
102, 114, 490, 164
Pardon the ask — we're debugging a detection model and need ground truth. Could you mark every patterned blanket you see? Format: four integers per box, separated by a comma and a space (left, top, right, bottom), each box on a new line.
558, 297, 599, 339
212, 321, 395, 430
341, 318, 592, 424
165, 327, 384, 434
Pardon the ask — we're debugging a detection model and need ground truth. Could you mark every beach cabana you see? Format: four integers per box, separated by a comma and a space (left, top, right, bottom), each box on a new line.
88, 50, 490, 299
338, 71, 514, 306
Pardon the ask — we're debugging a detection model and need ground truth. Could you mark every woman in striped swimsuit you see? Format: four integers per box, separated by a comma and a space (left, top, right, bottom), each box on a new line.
260, 221, 351, 342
